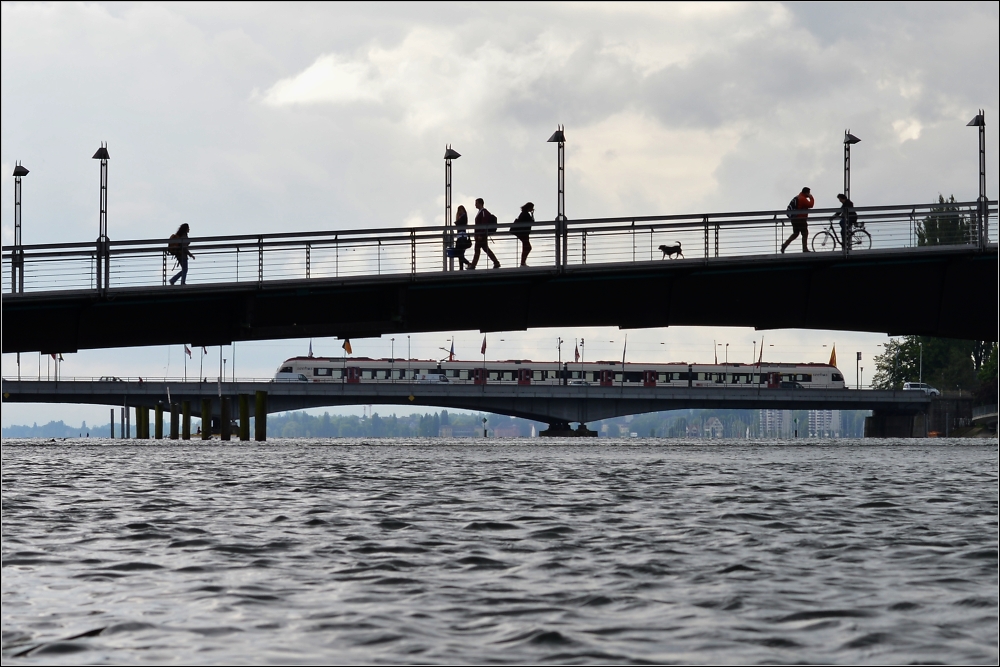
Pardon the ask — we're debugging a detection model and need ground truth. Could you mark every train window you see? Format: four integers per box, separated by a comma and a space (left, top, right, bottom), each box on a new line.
796, 374, 812, 382
460, 370, 470, 380
314, 367, 333, 376
362, 370, 374, 379
280, 366, 293, 373
489, 371, 501, 381
614, 373, 623, 382
503, 371, 514, 381
532, 371, 542, 381
832, 373, 844, 382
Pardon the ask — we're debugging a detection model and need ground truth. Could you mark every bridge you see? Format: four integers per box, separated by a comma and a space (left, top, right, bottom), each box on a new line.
2, 377, 932, 437
3, 200, 997, 354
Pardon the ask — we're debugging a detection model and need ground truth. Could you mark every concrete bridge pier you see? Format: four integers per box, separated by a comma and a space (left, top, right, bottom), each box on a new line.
169, 404, 179, 440
154, 404, 163, 440
201, 399, 211, 440
254, 391, 267, 441
238, 394, 250, 441
182, 401, 191, 440
864, 411, 926, 438
220, 398, 231, 441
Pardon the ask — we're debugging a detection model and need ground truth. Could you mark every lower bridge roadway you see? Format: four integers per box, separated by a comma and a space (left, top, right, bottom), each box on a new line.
3, 378, 931, 437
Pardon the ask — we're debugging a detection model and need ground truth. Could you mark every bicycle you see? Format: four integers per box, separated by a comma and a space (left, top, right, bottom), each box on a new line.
811, 215, 871, 252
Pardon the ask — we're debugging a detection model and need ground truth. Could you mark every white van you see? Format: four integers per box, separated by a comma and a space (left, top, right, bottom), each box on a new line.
902, 382, 940, 396
272, 372, 309, 382
414, 373, 449, 383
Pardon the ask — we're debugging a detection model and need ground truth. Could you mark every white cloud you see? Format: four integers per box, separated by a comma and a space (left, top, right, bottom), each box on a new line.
892, 118, 923, 142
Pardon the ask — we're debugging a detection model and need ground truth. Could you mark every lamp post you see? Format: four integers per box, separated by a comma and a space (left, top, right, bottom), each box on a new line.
547, 125, 567, 269
12, 162, 28, 294
919, 342, 923, 383
967, 110, 986, 248
443, 145, 461, 270
843, 130, 860, 201
93, 143, 110, 294
391, 337, 395, 382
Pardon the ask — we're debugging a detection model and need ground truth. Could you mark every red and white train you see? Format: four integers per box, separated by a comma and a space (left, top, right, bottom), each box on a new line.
274, 357, 846, 389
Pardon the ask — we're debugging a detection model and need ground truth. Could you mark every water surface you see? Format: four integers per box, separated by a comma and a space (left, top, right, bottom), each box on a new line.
2, 439, 997, 664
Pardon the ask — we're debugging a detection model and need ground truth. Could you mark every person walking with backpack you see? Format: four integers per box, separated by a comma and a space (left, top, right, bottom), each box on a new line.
168, 223, 195, 285
510, 202, 534, 266
781, 187, 814, 253
454, 205, 472, 270
470, 198, 500, 269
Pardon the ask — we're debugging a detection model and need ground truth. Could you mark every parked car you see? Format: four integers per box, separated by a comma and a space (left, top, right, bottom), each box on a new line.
99, 376, 123, 382
903, 382, 940, 396
779, 381, 804, 389
271, 372, 309, 382
568, 379, 590, 386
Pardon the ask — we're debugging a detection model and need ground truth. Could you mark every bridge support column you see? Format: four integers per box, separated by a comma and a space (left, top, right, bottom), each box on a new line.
864, 412, 926, 438
220, 397, 231, 441
239, 394, 250, 441
201, 399, 212, 440
136, 406, 149, 440
255, 391, 267, 441
169, 404, 179, 440
182, 401, 191, 440
154, 404, 163, 439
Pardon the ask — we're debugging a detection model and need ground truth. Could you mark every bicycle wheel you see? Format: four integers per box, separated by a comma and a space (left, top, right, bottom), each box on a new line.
850, 229, 872, 251
811, 230, 837, 252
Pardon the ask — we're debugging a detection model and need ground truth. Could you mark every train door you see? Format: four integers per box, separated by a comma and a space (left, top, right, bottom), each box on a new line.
346, 367, 361, 384
473, 368, 487, 385
687, 364, 693, 388
518, 368, 531, 386
643, 370, 657, 387
766, 372, 780, 388
600, 370, 614, 387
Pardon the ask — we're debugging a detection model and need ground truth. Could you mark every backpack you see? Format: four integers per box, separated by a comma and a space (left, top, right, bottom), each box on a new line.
168, 233, 181, 258
786, 197, 798, 219
486, 212, 498, 235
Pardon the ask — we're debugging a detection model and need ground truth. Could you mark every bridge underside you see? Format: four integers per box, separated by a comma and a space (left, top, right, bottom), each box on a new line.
3, 246, 997, 354
2, 381, 931, 427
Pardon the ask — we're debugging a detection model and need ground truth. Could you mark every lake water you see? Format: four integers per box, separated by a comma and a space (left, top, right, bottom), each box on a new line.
2, 439, 997, 664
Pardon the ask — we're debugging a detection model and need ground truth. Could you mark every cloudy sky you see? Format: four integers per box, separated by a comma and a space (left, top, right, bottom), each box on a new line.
2, 2, 997, 427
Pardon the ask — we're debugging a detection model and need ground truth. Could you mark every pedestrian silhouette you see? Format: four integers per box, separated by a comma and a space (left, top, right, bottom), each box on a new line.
511, 202, 534, 266
470, 198, 500, 269
832, 193, 857, 247
781, 187, 814, 253
454, 205, 472, 270
168, 223, 196, 285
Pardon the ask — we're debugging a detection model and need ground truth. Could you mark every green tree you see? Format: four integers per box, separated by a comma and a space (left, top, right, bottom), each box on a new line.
871, 336, 977, 391
917, 195, 971, 246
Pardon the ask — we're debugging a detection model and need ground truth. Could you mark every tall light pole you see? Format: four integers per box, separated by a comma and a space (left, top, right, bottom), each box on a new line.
444, 145, 461, 270
12, 162, 28, 294
547, 125, 566, 269
844, 130, 860, 201
93, 143, 110, 294
967, 110, 986, 248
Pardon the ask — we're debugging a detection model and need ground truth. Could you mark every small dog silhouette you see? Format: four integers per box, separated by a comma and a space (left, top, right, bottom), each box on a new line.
659, 242, 683, 259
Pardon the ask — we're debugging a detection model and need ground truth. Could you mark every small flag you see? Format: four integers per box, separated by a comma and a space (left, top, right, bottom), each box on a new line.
449, 340, 455, 362
574, 342, 580, 363
622, 334, 628, 365
51, 353, 57, 361
829, 345, 837, 367
481, 336, 487, 355
59, 354, 64, 361
184, 345, 192, 358
202, 346, 208, 354
714, 340, 718, 365
308, 339, 314, 358
856, 351, 862, 361
342, 339, 352, 355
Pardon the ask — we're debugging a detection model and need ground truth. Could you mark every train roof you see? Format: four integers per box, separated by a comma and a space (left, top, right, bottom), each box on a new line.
281, 356, 837, 368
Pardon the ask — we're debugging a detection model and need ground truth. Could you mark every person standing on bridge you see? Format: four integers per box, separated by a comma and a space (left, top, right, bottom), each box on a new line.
832, 193, 857, 248
168, 223, 196, 285
781, 187, 814, 253
454, 205, 472, 270
510, 202, 534, 266
470, 198, 500, 270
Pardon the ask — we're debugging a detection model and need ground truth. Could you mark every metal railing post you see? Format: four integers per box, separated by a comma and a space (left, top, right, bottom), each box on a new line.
162, 251, 167, 285
703, 216, 709, 259
257, 235, 263, 285
306, 243, 311, 279
555, 220, 562, 270
714, 222, 720, 258
411, 229, 416, 276
582, 230, 587, 265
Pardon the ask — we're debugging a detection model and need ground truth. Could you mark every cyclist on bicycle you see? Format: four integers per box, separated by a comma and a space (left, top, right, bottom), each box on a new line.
831, 194, 858, 246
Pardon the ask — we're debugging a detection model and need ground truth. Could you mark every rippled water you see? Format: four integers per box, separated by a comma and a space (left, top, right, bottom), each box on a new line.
2, 439, 997, 664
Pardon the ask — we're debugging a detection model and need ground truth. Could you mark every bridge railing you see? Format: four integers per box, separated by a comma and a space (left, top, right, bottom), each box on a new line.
3, 200, 995, 294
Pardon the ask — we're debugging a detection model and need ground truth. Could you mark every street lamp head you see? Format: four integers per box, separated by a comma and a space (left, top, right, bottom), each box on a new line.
12, 163, 29, 177
967, 110, 985, 127
547, 125, 566, 143
844, 131, 861, 145
443, 144, 461, 160
92, 143, 110, 160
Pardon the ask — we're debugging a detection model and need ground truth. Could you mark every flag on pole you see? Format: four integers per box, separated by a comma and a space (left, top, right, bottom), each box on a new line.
184, 345, 192, 358
58, 353, 64, 361
202, 346, 208, 354
757, 338, 764, 366
481, 336, 487, 355
829, 345, 837, 367
51, 353, 57, 361
574, 342, 580, 363
622, 334, 627, 365
714, 340, 718, 365
856, 351, 861, 361
342, 339, 353, 355
308, 339, 314, 358
449, 340, 455, 362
